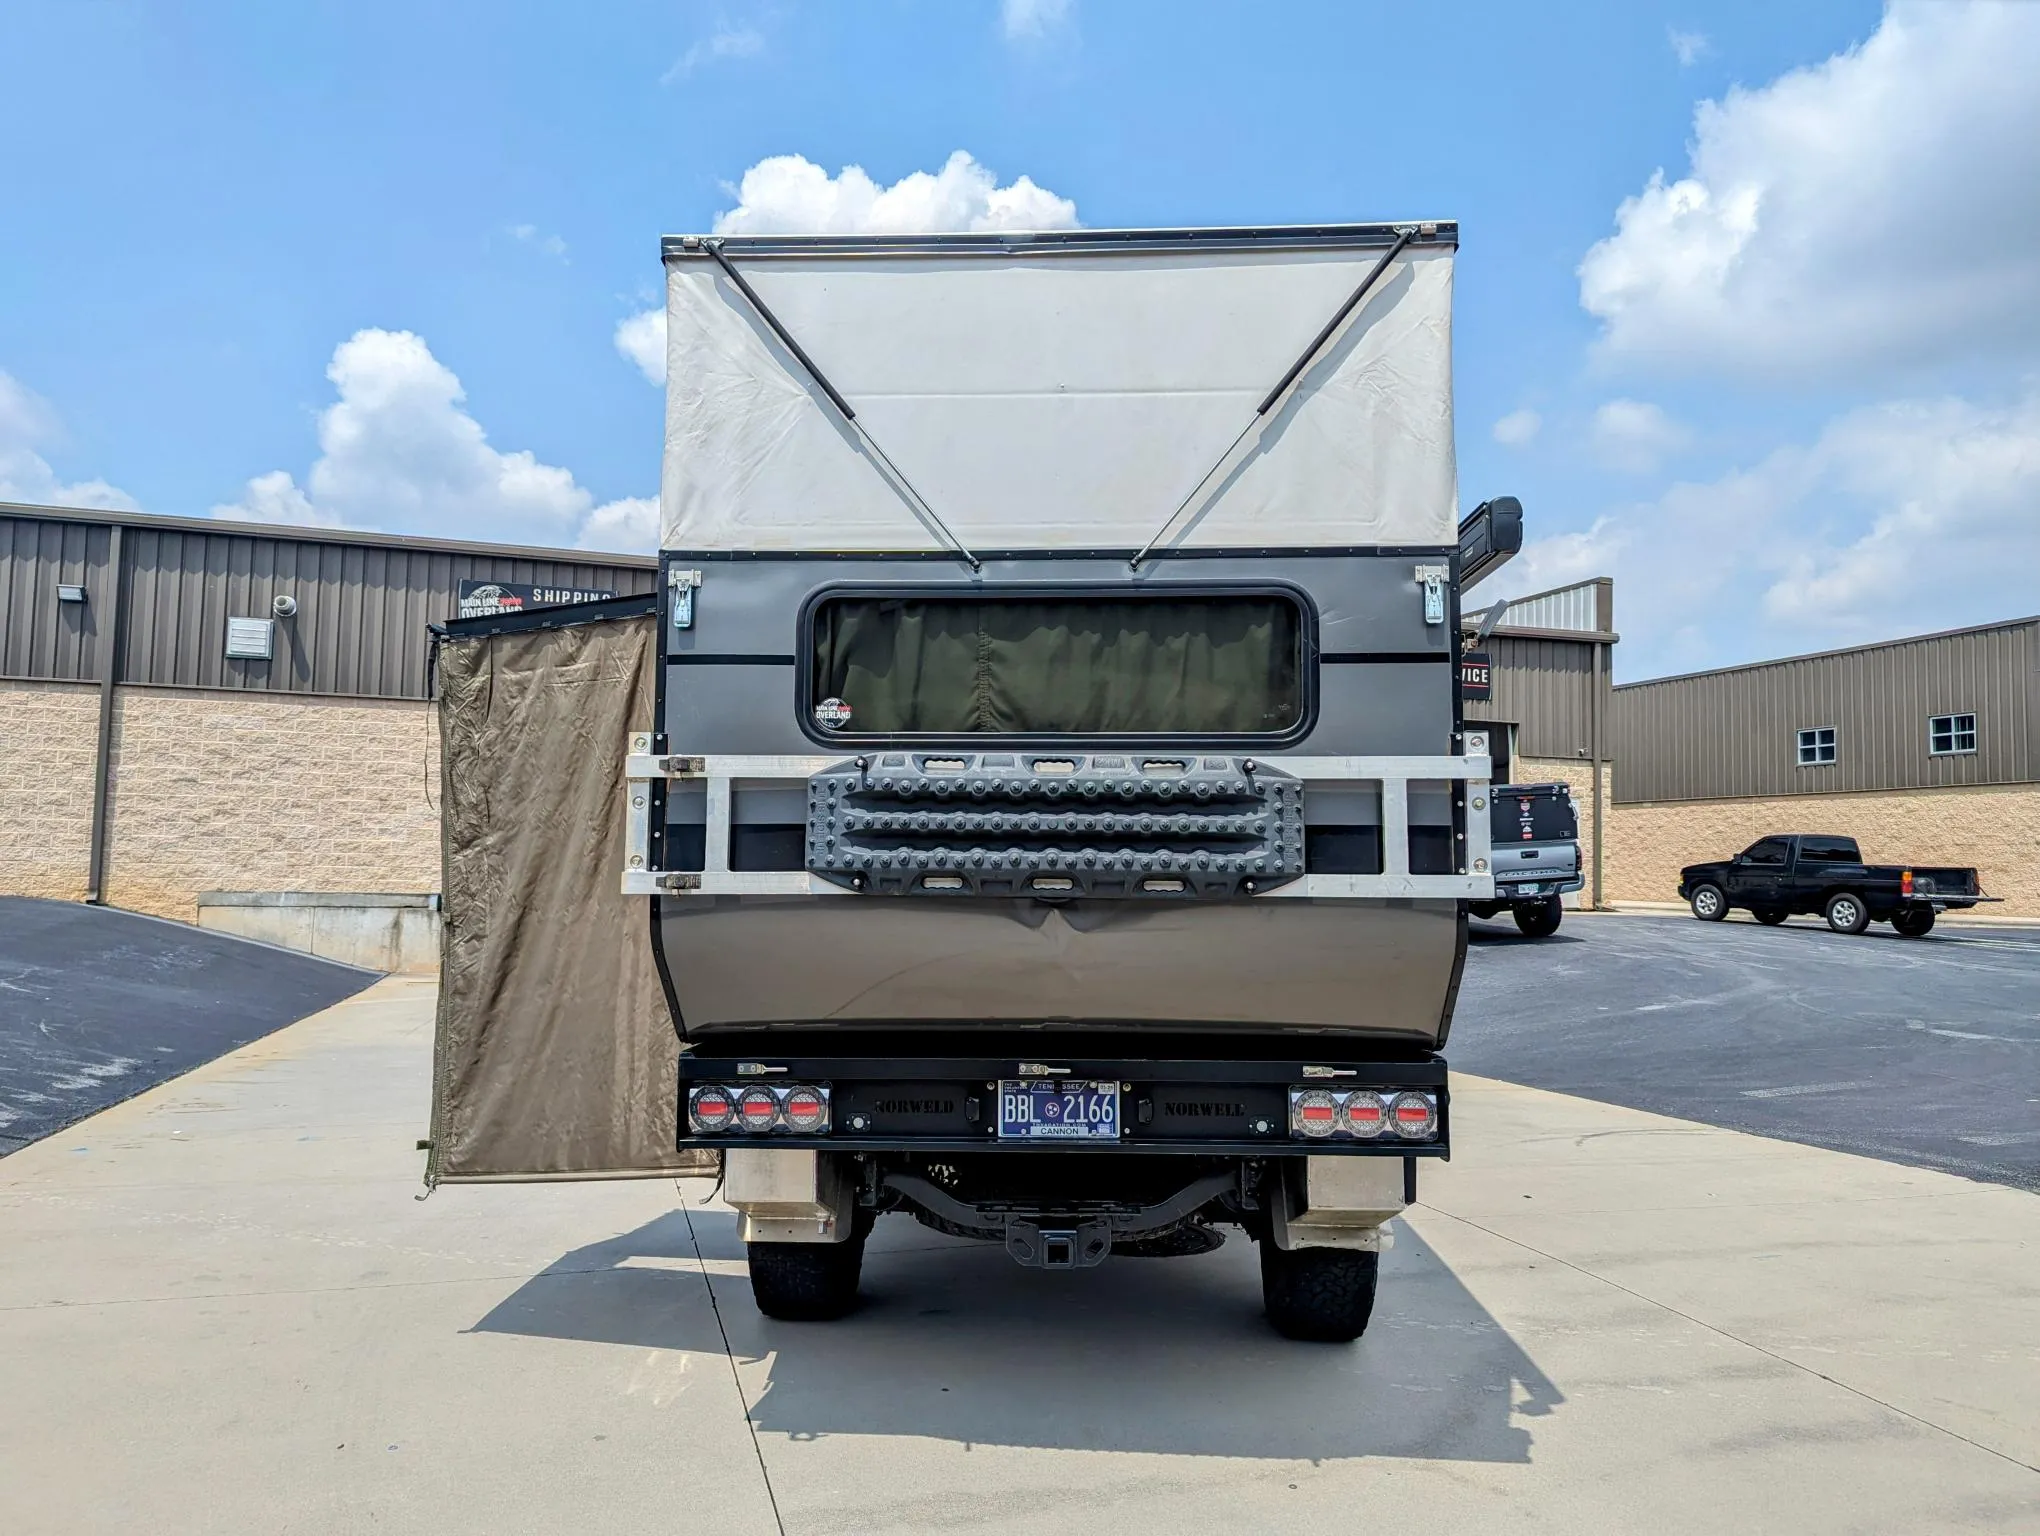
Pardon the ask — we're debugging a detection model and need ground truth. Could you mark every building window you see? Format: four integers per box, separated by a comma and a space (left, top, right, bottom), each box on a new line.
1929, 713, 1977, 756
1796, 726, 1836, 766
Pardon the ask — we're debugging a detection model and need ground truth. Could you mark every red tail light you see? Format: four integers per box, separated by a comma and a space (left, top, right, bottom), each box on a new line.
1292, 1089, 1339, 1138
737, 1087, 782, 1132
783, 1086, 830, 1133
1389, 1091, 1438, 1140
688, 1086, 735, 1133
1340, 1091, 1387, 1139
1902, 869, 1914, 896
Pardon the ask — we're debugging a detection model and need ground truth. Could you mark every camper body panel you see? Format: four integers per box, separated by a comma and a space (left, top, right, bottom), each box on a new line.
652, 549, 1466, 1043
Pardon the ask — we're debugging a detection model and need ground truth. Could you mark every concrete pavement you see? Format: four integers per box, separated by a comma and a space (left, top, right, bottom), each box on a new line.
1, 977, 2034, 1534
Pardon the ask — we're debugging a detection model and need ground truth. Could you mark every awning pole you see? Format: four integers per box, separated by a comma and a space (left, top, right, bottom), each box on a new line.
1129, 227, 1415, 570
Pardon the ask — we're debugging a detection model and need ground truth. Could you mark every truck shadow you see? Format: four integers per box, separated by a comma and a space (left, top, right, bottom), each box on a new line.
471, 1204, 1563, 1464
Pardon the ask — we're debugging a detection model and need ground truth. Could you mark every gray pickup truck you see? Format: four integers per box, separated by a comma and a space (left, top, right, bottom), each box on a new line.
1466, 782, 1581, 937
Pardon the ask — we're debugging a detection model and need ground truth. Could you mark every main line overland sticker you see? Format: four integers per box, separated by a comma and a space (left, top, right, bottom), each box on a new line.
456, 581, 619, 619
814, 697, 854, 729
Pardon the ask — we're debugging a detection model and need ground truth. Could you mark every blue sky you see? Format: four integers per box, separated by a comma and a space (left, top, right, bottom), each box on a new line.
4, 1, 2037, 678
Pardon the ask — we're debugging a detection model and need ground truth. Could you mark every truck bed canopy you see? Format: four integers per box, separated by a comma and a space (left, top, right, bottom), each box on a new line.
660, 224, 1458, 555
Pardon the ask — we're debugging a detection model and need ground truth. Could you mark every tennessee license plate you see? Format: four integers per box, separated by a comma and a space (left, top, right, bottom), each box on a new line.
997, 1081, 1120, 1141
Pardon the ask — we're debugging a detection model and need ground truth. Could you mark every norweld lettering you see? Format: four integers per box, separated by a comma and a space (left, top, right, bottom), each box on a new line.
456, 580, 619, 619
875, 1097, 957, 1116
1163, 1100, 1247, 1118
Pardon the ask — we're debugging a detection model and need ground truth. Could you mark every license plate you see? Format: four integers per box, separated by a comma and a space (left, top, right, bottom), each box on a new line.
997, 1080, 1121, 1141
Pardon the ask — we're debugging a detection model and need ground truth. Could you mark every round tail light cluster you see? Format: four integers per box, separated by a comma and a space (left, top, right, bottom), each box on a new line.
1288, 1086, 1438, 1142
687, 1082, 832, 1136
1293, 1089, 1340, 1138
783, 1086, 829, 1132
1388, 1091, 1438, 1140
1341, 1091, 1386, 1137
688, 1086, 735, 1133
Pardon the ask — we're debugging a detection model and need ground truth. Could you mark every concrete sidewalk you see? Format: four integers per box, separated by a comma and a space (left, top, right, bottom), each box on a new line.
0, 978, 2034, 1534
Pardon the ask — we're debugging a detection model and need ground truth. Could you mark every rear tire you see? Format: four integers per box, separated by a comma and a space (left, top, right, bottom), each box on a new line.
1512, 896, 1563, 938
1824, 891, 1870, 936
1689, 883, 1727, 922
1753, 907, 1789, 926
747, 1237, 866, 1321
1892, 906, 1936, 938
1260, 1242, 1378, 1342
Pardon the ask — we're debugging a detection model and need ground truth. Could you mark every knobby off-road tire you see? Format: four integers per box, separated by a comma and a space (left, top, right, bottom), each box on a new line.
1824, 891, 1871, 936
1512, 896, 1564, 938
1892, 906, 1936, 938
1689, 883, 1727, 922
1754, 907, 1789, 926
748, 1236, 866, 1321
1260, 1243, 1379, 1342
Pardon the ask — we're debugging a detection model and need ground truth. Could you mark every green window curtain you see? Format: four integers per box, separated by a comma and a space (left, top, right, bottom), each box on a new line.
811, 595, 1303, 735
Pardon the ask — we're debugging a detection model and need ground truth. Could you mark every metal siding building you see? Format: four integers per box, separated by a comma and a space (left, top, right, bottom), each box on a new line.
1, 502, 658, 920
2, 503, 657, 698
1612, 618, 2040, 804
1463, 578, 1616, 765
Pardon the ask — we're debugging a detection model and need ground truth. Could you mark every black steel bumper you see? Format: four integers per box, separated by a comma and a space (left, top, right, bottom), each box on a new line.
677, 1051, 1449, 1158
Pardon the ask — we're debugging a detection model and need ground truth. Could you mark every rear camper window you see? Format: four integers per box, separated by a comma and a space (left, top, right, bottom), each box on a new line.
807, 590, 1306, 738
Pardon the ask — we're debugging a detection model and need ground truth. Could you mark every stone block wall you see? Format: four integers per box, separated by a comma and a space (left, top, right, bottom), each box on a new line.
0, 681, 102, 901
101, 688, 443, 921
1510, 756, 1613, 908
1, 683, 443, 922
1607, 784, 2039, 917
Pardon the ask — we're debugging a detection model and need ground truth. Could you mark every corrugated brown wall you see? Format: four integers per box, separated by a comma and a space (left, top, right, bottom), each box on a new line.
1612, 619, 2040, 803
2, 515, 117, 682
1464, 632, 1608, 763
1, 505, 657, 698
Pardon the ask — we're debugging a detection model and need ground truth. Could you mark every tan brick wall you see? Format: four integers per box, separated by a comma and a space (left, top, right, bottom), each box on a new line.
0, 680, 102, 901
1607, 784, 2040, 917
1510, 756, 1613, 907
100, 688, 443, 921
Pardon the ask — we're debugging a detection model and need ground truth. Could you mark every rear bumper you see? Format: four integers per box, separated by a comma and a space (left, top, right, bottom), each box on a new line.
1495, 876, 1583, 900
677, 1050, 1450, 1159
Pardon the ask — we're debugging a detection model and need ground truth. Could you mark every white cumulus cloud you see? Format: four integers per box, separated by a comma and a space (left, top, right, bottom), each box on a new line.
662, 25, 765, 83
1580, 2, 2040, 379
1489, 390, 2040, 676
214, 329, 654, 551
0, 369, 138, 512
1668, 28, 1710, 67
1002, 0, 1072, 42
1590, 399, 1690, 474
616, 152, 1080, 385
614, 308, 667, 386
713, 150, 1079, 237
1491, 409, 1542, 447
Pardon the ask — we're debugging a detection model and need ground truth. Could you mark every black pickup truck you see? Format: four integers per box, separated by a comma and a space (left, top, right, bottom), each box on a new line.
1678, 834, 1993, 936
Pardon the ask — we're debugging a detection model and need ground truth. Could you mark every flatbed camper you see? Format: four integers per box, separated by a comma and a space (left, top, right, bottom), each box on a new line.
430, 222, 1517, 1342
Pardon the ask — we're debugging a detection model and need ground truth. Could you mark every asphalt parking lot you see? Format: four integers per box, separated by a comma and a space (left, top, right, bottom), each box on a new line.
1454, 911, 2040, 1192
0, 897, 378, 1154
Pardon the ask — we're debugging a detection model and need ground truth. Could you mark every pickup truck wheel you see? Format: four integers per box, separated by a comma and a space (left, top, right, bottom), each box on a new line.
1688, 883, 1727, 922
1753, 907, 1789, 926
747, 1237, 865, 1321
1260, 1243, 1378, 1342
1823, 892, 1870, 936
1512, 896, 1563, 938
1892, 906, 1936, 938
